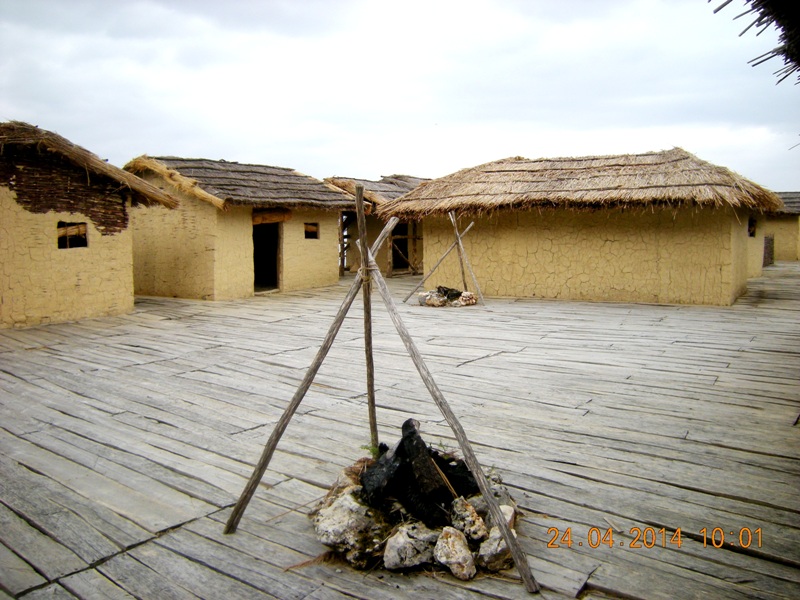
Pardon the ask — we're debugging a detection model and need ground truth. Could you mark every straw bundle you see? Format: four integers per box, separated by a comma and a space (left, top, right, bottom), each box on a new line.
376, 148, 783, 219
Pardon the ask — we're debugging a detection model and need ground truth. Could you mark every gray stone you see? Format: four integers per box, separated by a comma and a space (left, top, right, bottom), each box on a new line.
312, 485, 391, 569
450, 497, 488, 542
434, 526, 476, 580
383, 522, 440, 570
476, 526, 515, 572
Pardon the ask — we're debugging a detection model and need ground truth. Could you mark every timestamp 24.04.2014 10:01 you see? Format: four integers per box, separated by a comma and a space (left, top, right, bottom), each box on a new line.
546, 526, 763, 550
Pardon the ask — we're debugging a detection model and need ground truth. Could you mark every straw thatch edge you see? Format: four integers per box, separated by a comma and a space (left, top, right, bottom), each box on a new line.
376, 149, 783, 220
124, 155, 227, 210
0, 121, 177, 209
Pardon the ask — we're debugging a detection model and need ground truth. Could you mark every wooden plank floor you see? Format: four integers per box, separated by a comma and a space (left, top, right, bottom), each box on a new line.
1, 263, 798, 599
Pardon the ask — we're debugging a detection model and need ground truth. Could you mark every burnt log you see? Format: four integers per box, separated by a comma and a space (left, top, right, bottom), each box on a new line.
360, 419, 478, 528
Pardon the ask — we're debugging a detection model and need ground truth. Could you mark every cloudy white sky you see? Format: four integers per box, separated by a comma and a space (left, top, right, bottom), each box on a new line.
1, 0, 797, 190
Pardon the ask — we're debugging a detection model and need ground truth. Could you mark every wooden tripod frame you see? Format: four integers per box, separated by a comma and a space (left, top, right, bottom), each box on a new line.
224, 186, 539, 593
402, 212, 486, 306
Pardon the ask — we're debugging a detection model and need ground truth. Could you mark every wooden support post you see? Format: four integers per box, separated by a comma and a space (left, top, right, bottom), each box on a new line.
365, 245, 539, 593
449, 212, 486, 306
338, 213, 346, 276
450, 213, 470, 291
355, 185, 379, 450
402, 222, 475, 303
224, 216, 399, 534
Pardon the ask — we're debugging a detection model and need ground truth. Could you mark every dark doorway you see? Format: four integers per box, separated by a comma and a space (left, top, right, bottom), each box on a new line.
392, 222, 410, 271
253, 223, 279, 290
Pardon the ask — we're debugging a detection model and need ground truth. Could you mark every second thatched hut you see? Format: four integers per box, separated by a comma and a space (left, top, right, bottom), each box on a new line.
377, 148, 783, 306
125, 157, 354, 300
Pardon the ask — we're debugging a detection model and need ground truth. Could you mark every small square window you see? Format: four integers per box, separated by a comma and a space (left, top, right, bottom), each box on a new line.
304, 223, 319, 239
748, 217, 757, 238
57, 221, 88, 248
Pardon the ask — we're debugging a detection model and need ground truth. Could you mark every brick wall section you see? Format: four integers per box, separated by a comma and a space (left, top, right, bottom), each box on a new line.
1, 186, 133, 328
423, 207, 750, 306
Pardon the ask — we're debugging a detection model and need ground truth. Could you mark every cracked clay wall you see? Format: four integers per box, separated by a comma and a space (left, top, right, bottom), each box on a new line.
423, 207, 748, 306
1, 186, 134, 328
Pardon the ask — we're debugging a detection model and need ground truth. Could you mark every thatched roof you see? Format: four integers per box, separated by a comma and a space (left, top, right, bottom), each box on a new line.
325, 174, 429, 207
376, 148, 783, 219
0, 121, 177, 208
714, 0, 800, 83
125, 156, 354, 211
774, 191, 800, 214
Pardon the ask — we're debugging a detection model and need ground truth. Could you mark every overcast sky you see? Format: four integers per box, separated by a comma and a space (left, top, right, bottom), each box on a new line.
1, 0, 797, 190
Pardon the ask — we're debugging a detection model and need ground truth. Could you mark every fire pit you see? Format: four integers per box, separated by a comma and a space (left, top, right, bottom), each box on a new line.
418, 286, 477, 307
311, 419, 520, 581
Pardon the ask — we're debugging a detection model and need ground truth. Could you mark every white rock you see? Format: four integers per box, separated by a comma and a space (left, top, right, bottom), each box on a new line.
312, 486, 390, 569
383, 522, 440, 570
434, 526, 476, 580
476, 526, 515, 572
451, 497, 488, 542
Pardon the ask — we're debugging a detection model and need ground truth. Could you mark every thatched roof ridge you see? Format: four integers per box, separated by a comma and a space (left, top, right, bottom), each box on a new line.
376, 148, 783, 219
0, 121, 177, 208
125, 156, 354, 211
325, 174, 429, 206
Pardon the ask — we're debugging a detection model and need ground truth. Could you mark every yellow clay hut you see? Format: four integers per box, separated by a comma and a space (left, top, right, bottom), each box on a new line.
0, 121, 177, 328
377, 148, 783, 306
124, 157, 354, 299
763, 192, 799, 261
325, 175, 427, 276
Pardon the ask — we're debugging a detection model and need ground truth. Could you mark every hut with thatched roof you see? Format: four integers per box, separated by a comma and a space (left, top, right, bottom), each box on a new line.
124, 156, 354, 300
377, 148, 783, 306
325, 174, 428, 276
763, 192, 799, 261
0, 121, 177, 328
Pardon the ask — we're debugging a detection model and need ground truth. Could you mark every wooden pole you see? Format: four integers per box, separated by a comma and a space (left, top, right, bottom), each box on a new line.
224, 216, 399, 534
365, 245, 539, 593
450, 213, 470, 291
355, 185, 379, 450
449, 212, 486, 306
402, 221, 475, 303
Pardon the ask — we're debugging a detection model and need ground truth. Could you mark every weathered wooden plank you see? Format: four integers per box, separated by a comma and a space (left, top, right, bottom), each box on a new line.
0, 429, 213, 533
130, 542, 278, 599
19, 584, 78, 600
0, 455, 149, 562
0, 541, 47, 596
0, 503, 86, 581
97, 553, 198, 600
60, 570, 136, 600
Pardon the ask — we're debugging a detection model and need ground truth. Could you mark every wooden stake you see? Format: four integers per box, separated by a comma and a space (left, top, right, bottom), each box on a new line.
365, 246, 539, 593
402, 222, 475, 303
450, 213, 470, 291
355, 185, 378, 450
224, 216, 399, 534
449, 212, 486, 306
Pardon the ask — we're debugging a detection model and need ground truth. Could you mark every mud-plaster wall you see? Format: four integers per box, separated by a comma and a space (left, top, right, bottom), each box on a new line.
747, 216, 765, 279
1, 186, 134, 328
213, 205, 254, 300
131, 173, 255, 301
423, 207, 749, 306
763, 215, 799, 261
132, 193, 218, 300
280, 209, 341, 292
